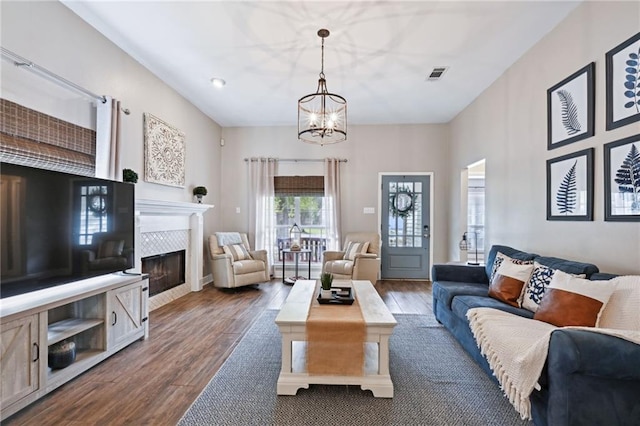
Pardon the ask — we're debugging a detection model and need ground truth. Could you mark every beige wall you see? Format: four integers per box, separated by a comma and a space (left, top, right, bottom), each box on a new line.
4, 1, 637, 276
1, 1, 223, 275
220, 124, 451, 265
449, 1, 640, 274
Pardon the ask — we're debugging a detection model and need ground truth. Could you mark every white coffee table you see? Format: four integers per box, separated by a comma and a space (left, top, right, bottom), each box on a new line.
275, 280, 397, 397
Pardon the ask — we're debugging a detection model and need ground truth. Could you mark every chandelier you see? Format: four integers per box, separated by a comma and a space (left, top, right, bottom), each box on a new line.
298, 29, 347, 145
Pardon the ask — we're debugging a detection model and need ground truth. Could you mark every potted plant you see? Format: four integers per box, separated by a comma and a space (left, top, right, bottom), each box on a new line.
320, 272, 333, 299
122, 168, 138, 183
193, 186, 208, 203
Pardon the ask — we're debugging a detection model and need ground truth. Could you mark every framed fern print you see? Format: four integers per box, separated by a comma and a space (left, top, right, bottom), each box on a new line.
606, 32, 640, 130
547, 63, 595, 150
604, 134, 640, 221
546, 148, 594, 221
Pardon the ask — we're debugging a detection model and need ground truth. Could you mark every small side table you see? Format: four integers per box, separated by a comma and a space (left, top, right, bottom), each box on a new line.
282, 249, 312, 284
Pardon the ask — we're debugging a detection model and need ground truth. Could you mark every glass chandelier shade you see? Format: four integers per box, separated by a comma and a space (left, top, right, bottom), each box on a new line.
298, 29, 347, 145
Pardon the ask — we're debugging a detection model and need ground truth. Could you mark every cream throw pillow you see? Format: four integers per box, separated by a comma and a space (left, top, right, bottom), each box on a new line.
598, 276, 640, 331
223, 244, 252, 261
343, 242, 370, 261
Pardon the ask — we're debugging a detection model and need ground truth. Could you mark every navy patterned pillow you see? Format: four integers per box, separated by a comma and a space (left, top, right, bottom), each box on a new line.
521, 262, 554, 312
521, 262, 586, 312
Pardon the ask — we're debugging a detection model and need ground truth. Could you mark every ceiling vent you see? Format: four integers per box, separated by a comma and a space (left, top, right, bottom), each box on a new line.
426, 66, 449, 81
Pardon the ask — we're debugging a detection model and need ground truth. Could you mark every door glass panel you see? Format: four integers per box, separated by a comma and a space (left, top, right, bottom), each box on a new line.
386, 179, 425, 248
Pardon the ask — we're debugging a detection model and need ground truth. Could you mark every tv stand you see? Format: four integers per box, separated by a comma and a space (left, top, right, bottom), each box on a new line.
0, 273, 149, 421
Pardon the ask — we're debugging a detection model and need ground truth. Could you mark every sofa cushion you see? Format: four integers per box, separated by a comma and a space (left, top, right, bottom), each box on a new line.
451, 295, 534, 320
485, 245, 537, 281
324, 259, 354, 275
534, 256, 599, 277
432, 281, 489, 309
488, 257, 534, 307
534, 271, 614, 327
232, 259, 265, 275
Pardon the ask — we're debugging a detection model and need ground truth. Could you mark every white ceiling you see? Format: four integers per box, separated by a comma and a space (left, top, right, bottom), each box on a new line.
62, 1, 580, 128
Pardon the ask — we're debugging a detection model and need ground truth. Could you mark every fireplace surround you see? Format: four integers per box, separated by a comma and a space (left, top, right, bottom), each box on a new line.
135, 199, 212, 310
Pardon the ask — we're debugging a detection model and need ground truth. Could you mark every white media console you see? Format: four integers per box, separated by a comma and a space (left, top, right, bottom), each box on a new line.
0, 273, 149, 420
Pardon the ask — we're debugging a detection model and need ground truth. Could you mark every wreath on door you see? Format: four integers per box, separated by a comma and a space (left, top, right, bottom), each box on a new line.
391, 190, 414, 219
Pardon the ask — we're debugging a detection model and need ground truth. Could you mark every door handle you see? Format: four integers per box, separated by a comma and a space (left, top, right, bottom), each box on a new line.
423, 225, 430, 239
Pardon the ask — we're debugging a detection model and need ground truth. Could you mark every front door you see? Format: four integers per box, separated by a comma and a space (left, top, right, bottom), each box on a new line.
380, 174, 431, 279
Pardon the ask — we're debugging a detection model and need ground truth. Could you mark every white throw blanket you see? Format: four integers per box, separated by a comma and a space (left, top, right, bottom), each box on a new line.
215, 232, 243, 246
467, 307, 640, 420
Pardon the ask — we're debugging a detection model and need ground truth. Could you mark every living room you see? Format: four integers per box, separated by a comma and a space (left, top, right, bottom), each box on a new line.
1, 1, 639, 425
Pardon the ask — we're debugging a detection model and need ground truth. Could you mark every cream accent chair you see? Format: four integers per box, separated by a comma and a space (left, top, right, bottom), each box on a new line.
208, 233, 269, 288
322, 232, 381, 283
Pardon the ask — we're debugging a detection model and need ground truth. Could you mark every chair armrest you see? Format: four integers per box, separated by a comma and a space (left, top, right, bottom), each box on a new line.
249, 250, 268, 263
211, 253, 232, 261
431, 264, 488, 284
355, 253, 378, 260
323, 251, 345, 262
352, 256, 381, 282
544, 329, 640, 426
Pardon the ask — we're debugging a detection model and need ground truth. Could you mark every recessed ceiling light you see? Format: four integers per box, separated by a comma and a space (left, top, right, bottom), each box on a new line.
210, 78, 226, 88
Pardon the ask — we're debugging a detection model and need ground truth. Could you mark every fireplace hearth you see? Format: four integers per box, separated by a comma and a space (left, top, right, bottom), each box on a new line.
142, 250, 186, 297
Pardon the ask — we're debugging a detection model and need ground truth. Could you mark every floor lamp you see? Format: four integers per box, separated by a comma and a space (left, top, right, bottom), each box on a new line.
459, 231, 479, 266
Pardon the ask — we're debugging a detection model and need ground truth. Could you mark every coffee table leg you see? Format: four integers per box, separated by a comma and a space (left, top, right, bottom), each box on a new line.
379, 335, 390, 375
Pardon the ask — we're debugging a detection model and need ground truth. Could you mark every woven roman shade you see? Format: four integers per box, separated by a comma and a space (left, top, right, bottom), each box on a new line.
0, 98, 96, 176
274, 175, 324, 196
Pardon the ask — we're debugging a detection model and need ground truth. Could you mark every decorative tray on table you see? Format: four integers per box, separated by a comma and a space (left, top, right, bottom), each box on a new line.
317, 287, 355, 305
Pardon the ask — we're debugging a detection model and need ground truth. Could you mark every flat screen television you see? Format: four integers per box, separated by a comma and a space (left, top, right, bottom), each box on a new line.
1, 162, 135, 298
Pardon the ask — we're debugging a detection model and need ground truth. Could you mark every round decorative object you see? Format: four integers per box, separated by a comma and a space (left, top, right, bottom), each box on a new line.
48, 341, 76, 370
89, 194, 105, 213
391, 190, 414, 218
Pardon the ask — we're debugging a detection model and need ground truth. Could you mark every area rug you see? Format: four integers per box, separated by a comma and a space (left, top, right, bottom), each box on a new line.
178, 309, 529, 425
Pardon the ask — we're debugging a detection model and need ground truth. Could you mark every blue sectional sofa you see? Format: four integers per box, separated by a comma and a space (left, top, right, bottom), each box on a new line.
431, 245, 640, 426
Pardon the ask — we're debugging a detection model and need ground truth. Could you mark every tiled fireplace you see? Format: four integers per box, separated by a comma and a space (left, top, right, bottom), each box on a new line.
135, 199, 212, 311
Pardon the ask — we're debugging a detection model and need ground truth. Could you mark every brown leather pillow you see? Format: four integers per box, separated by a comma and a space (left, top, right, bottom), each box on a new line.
488, 260, 534, 307
533, 270, 614, 327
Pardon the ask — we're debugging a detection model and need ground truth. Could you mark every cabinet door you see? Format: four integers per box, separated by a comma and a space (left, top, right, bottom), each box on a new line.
1, 314, 39, 408
108, 282, 144, 348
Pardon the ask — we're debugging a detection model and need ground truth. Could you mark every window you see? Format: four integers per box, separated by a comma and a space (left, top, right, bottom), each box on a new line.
274, 176, 326, 263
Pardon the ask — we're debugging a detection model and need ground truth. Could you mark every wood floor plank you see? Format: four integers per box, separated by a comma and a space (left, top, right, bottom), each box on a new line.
3, 279, 432, 425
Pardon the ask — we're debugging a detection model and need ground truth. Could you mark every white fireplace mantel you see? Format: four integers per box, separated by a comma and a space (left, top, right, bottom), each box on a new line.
134, 199, 213, 296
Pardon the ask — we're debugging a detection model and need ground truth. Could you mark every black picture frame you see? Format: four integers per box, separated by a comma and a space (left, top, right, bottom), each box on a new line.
606, 32, 640, 130
604, 134, 640, 221
547, 63, 595, 150
546, 148, 594, 221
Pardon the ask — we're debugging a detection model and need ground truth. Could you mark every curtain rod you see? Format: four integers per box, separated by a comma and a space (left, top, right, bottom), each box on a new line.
244, 158, 347, 163
1, 47, 107, 104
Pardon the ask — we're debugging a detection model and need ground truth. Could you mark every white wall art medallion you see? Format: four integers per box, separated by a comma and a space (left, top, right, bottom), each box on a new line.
143, 113, 185, 187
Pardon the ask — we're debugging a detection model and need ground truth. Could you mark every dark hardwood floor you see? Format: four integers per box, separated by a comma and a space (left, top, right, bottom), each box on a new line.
4, 280, 432, 426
